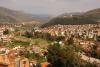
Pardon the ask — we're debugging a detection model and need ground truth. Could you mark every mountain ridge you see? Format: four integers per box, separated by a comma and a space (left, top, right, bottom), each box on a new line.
41, 8, 100, 27
0, 7, 51, 23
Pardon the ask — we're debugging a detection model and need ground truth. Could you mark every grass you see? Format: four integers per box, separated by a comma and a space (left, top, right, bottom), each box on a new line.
7, 35, 52, 49
6, 39, 30, 48
15, 36, 29, 40
31, 38, 52, 48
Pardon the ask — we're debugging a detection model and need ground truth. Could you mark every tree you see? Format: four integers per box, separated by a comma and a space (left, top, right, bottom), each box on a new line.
56, 36, 65, 42
24, 31, 33, 38
47, 43, 83, 67
67, 36, 74, 45
3, 29, 9, 35
24, 51, 35, 60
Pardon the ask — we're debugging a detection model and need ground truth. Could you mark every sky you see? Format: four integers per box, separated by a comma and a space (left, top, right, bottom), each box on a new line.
0, 0, 100, 16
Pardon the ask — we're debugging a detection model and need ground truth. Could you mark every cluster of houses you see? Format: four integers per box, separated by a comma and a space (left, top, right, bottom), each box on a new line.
38, 24, 100, 46
39, 24, 100, 58
0, 54, 30, 67
0, 45, 49, 67
0, 23, 100, 67
0, 46, 36, 67
0, 23, 49, 67
0, 24, 22, 43
40, 24, 100, 40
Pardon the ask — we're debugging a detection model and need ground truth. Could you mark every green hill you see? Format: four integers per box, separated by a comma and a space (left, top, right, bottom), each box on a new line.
0, 7, 52, 23
84, 8, 100, 21
42, 8, 100, 27
0, 7, 36, 23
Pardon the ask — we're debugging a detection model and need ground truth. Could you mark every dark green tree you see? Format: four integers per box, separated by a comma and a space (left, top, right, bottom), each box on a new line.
3, 29, 9, 35
47, 44, 83, 67
24, 51, 35, 60
66, 35, 74, 45
24, 31, 33, 38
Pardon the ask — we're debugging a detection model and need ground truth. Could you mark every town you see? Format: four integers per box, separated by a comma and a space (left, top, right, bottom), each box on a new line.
0, 0, 100, 67
0, 23, 100, 67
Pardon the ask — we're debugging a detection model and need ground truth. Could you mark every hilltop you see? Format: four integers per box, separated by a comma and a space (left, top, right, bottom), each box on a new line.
42, 8, 100, 27
0, 7, 51, 23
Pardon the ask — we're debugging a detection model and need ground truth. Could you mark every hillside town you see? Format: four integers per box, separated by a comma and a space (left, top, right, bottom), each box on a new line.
0, 23, 100, 67
0, 0, 100, 67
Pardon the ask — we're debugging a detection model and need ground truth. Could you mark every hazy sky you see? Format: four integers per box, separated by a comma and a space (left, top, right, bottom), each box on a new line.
0, 0, 100, 16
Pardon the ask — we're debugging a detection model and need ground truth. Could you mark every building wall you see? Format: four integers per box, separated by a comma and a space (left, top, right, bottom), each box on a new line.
0, 64, 8, 67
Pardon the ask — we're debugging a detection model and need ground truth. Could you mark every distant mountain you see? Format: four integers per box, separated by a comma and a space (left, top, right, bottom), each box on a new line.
84, 8, 100, 21
0, 7, 51, 23
30, 14, 52, 24
42, 8, 100, 27
85, 8, 100, 15
59, 12, 83, 17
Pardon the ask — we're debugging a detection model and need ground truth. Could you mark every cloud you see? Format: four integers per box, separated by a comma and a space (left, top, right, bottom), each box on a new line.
0, 0, 100, 15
